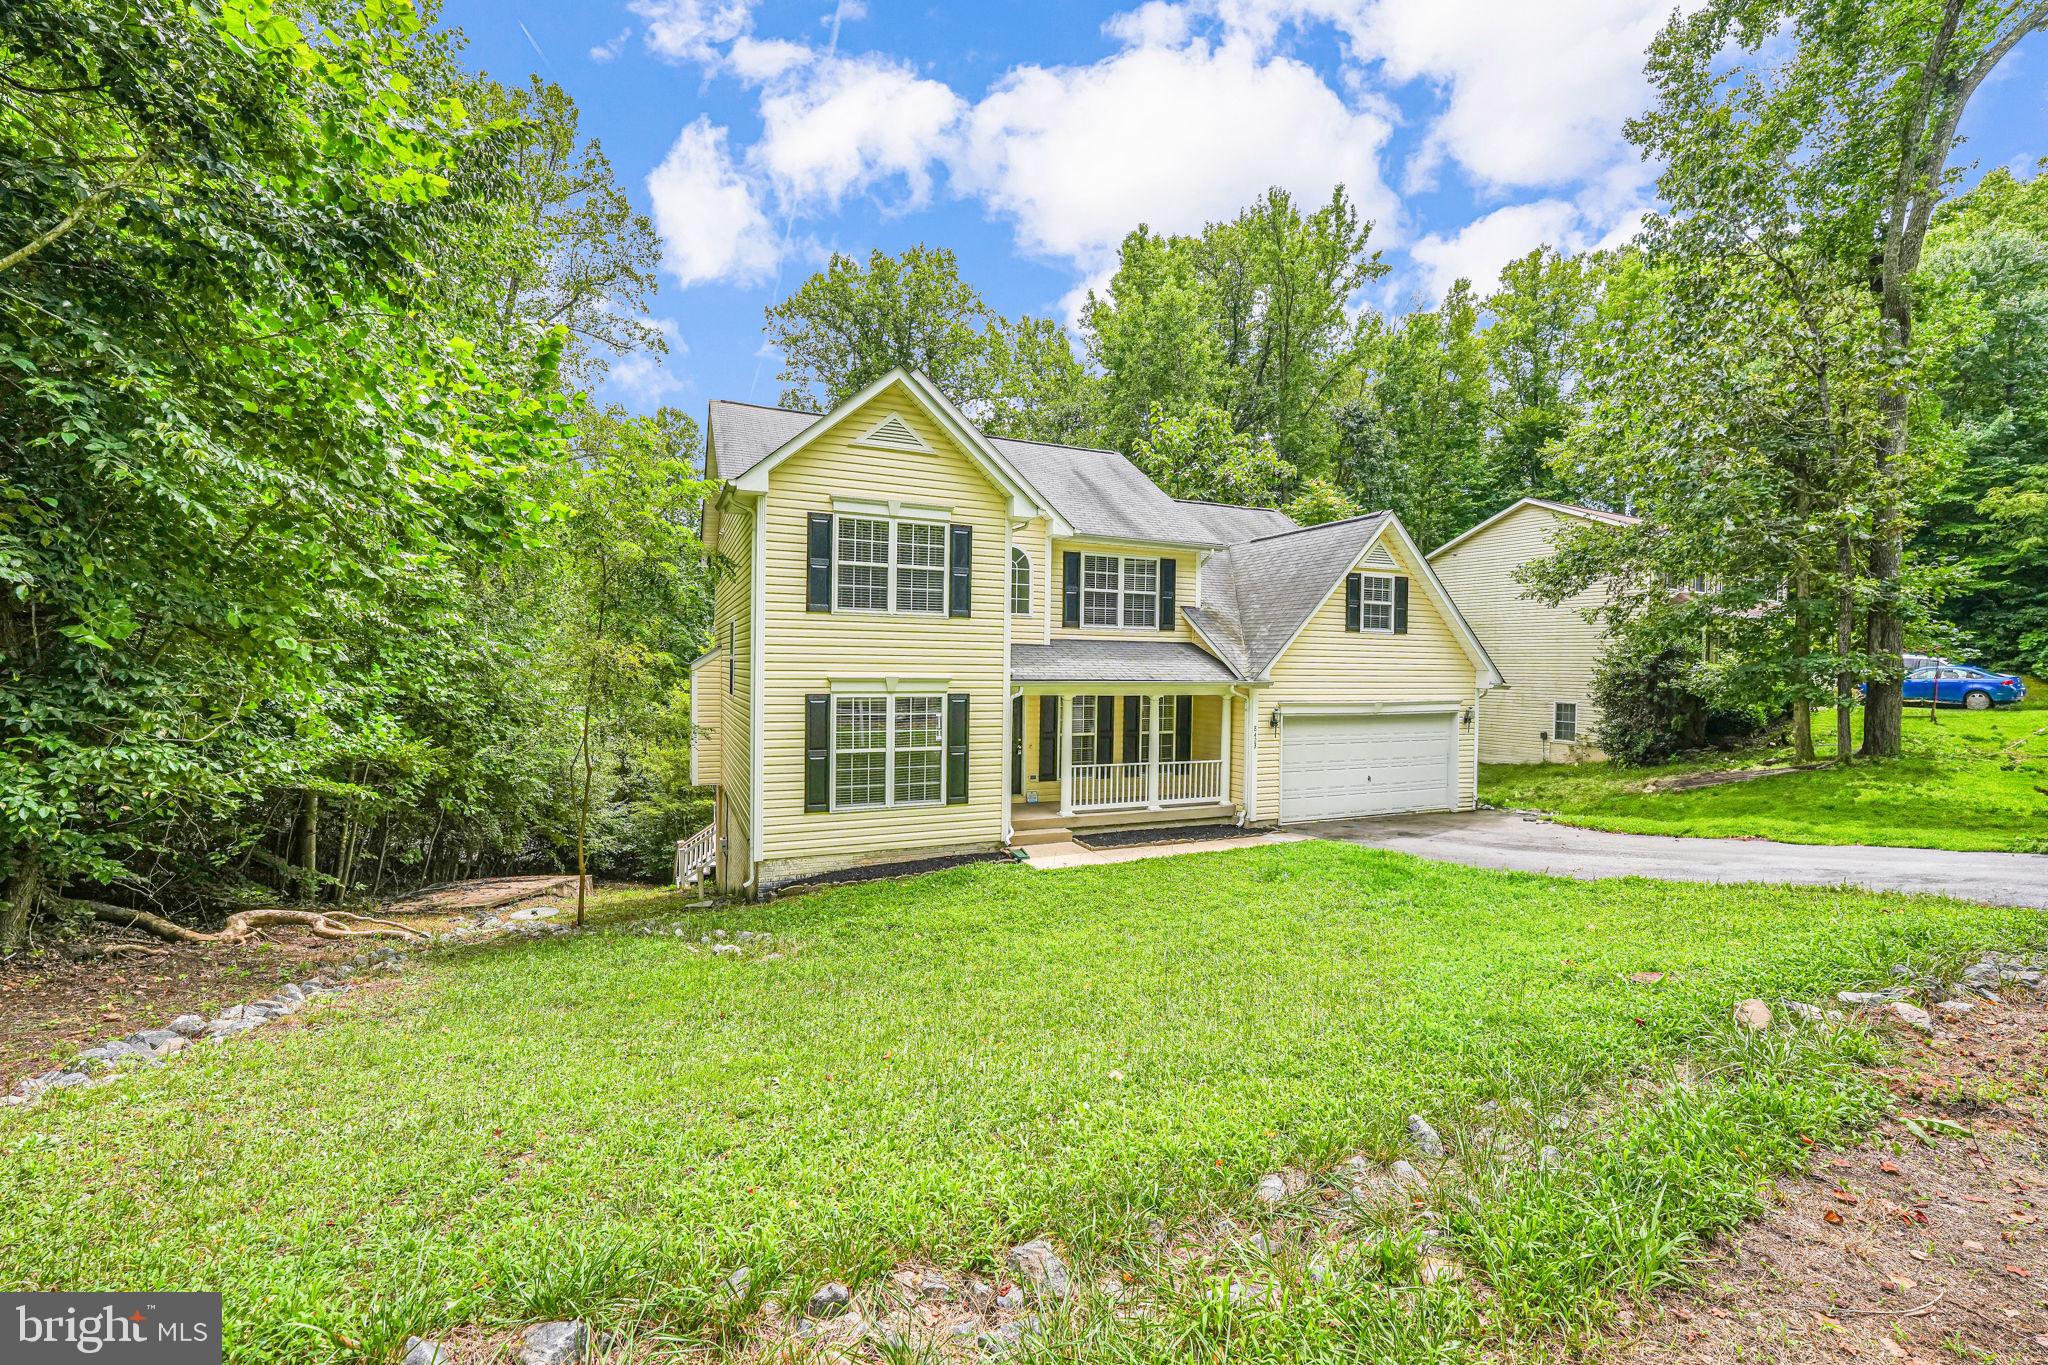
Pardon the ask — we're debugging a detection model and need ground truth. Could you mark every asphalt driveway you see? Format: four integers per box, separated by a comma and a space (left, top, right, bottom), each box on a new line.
1302, 809, 2048, 908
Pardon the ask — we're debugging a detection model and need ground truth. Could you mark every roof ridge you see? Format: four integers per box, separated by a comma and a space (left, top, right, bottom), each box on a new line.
1173, 495, 1288, 512
710, 397, 823, 415
989, 433, 1129, 457
1240, 510, 1389, 544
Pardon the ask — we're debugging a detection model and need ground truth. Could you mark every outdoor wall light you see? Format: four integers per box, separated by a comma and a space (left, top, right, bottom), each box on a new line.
1461, 706, 1474, 725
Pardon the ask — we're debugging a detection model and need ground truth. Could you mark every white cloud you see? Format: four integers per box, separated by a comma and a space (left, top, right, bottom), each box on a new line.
1408, 200, 1581, 299
645, 118, 781, 288
1105, 1, 1192, 48
589, 27, 631, 63
952, 37, 1397, 272
632, 0, 756, 65
607, 317, 691, 403
727, 35, 814, 82
753, 53, 965, 209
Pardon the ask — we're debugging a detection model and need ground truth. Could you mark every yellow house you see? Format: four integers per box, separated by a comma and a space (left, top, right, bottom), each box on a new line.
690, 369, 1503, 894
1428, 497, 1639, 765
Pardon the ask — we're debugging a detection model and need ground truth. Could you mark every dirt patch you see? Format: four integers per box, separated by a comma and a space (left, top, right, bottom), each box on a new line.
1638, 762, 1832, 794
1611, 996, 2048, 1364
382, 875, 589, 916
0, 932, 356, 1089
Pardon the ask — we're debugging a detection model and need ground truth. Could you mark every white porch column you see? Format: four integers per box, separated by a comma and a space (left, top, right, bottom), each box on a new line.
1057, 693, 1074, 817
1217, 693, 1232, 807
1146, 692, 1163, 808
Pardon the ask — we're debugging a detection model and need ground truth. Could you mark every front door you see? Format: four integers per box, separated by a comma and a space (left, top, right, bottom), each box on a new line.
1011, 694, 1024, 795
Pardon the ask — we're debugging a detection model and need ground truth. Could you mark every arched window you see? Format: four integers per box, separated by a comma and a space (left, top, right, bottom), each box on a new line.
1010, 547, 1032, 615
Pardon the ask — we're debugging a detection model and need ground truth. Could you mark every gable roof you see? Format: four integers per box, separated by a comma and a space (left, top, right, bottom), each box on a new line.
1427, 497, 1640, 560
705, 381, 1286, 549
1188, 513, 1503, 687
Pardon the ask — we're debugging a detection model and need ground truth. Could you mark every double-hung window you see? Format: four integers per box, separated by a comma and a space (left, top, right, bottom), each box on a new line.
1552, 702, 1578, 743
1080, 553, 1160, 628
1356, 573, 1395, 632
833, 694, 944, 809
1070, 696, 1097, 764
835, 515, 946, 614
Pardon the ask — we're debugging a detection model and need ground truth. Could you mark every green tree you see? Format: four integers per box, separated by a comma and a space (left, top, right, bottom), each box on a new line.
1482, 247, 1595, 504
1348, 281, 1491, 550
1631, 0, 2048, 757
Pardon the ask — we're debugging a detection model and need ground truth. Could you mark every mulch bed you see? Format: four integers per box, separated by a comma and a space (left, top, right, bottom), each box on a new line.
1610, 993, 2048, 1364
764, 851, 1012, 897
1074, 823, 1263, 850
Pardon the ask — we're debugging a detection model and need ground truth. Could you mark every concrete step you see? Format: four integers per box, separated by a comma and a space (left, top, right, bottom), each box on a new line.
1010, 825, 1075, 847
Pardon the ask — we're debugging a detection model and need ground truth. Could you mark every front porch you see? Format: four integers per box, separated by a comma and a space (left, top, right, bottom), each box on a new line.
1009, 687, 1241, 834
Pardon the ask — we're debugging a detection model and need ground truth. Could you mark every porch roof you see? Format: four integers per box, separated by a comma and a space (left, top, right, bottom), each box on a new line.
1010, 639, 1240, 685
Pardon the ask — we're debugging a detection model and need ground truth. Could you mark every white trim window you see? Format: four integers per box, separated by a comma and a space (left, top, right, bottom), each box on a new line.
1552, 701, 1578, 743
835, 515, 946, 615
1080, 553, 1160, 628
1010, 547, 1032, 615
1157, 695, 1176, 759
833, 694, 944, 809
1357, 573, 1395, 632
1071, 695, 1098, 764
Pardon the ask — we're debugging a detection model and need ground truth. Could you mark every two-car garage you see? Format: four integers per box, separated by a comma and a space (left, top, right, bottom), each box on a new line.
1277, 709, 1462, 823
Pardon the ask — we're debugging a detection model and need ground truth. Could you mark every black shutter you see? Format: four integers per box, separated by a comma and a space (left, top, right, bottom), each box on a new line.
806, 513, 834, 613
1096, 694, 1114, 763
946, 693, 969, 804
1011, 695, 1024, 794
948, 524, 972, 617
1393, 576, 1409, 634
1158, 558, 1176, 631
1122, 696, 1141, 764
1344, 573, 1361, 632
1037, 697, 1058, 780
803, 694, 830, 811
1062, 552, 1081, 627
1175, 696, 1193, 761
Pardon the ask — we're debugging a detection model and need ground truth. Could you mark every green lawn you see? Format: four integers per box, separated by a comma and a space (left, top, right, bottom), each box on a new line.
1483, 695, 2048, 853
3, 850, 2040, 1364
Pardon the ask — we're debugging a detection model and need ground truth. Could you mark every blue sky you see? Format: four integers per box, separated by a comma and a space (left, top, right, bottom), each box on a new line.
438, 0, 2046, 418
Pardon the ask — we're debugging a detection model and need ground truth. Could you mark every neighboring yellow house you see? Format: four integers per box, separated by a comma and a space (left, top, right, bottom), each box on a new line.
692, 369, 1502, 894
1428, 497, 1639, 765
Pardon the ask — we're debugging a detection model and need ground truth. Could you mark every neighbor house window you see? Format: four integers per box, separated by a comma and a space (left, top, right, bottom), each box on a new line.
1553, 702, 1578, 743
1071, 695, 1097, 764
1357, 573, 1394, 632
1080, 553, 1160, 628
833, 694, 944, 809
835, 515, 946, 615
1010, 548, 1032, 615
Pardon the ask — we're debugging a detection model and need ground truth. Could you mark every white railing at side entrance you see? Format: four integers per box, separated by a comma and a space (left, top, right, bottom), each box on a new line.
674, 823, 717, 890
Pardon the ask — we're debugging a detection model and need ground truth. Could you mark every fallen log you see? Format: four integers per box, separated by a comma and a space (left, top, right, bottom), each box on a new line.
70, 899, 428, 944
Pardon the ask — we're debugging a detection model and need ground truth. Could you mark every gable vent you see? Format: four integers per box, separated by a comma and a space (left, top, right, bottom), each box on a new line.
1361, 542, 1398, 569
854, 414, 930, 452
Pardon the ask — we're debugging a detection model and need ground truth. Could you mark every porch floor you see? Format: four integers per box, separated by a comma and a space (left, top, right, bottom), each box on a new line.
1011, 801, 1239, 833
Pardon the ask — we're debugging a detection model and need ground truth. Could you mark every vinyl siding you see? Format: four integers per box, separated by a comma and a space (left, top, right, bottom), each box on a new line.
688, 651, 722, 787
1050, 540, 1201, 644
1430, 503, 1606, 764
757, 392, 1008, 872
713, 500, 754, 876
1014, 516, 1052, 645
1252, 531, 1480, 818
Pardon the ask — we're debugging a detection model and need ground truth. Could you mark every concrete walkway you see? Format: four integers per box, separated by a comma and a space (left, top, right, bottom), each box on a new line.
1300, 808, 2048, 908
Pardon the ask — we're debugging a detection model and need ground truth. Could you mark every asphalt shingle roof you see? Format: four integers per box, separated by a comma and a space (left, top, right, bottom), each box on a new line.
706, 400, 818, 481
1009, 640, 1242, 684
1189, 513, 1392, 679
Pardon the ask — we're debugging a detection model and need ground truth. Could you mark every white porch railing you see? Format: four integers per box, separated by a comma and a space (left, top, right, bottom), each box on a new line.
1069, 762, 1148, 811
674, 823, 717, 891
1069, 758, 1224, 811
1157, 758, 1224, 805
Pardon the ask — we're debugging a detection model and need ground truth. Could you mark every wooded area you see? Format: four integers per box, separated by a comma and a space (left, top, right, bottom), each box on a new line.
4, 0, 2044, 952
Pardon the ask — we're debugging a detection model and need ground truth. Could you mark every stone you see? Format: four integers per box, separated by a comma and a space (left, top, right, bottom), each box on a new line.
712, 943, 742, 957
1246, 1233, 1275, 1257
1887, 1001, 1935, 1034
763, 952, 785, 961
1934, 999, 1975, 1016
1781, 1000, 1826, 1024
1390, 1159, 1426, 1190
519, 1320, 587, 1365
1838, 988, 1910, 1007
918, 1272, 950, 1300
1253, 1173, 1288, 1205
1732, 999, 1772, 1032
1538, 1145, 1561, 1170
130, 1028, 184, 1050
713, 929, 730, 939
1334, 1155, 1374, 1185
994, 1284, 1025, 1310
153, 1036, 188, 1058
49, 1072, 90, 1090
167, 1014, 207, 1037
806, 1282, 850, 1318
277, 984, 307, 1003
1407, 1114, 1446, 1157
723, 1266, 752, 1299
1005, 1239, 1071, 1298
736, 930, 757, 942
399, 1338, 445, 1365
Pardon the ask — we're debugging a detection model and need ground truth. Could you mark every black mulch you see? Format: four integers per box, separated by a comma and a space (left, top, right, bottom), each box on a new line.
1073, 823, 1261, 850
762, 850, 1013, 897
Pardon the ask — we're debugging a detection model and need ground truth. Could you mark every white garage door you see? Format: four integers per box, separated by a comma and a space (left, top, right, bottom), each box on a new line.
1279, 711, 1459, 823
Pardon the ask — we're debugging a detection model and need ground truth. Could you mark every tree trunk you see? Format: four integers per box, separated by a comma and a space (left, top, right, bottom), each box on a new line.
1836, 533, 1856, 765
2, 850, 42, 956
297, 791, 320, 904
1789, 573, 1815, 764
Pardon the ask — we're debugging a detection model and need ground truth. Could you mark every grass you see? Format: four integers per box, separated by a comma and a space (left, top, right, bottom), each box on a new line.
3, 847, 2041, 1363
1482, 693, 2048, 853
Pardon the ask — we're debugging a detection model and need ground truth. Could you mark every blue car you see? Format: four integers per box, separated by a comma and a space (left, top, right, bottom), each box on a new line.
1902, 664, 2028, 710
